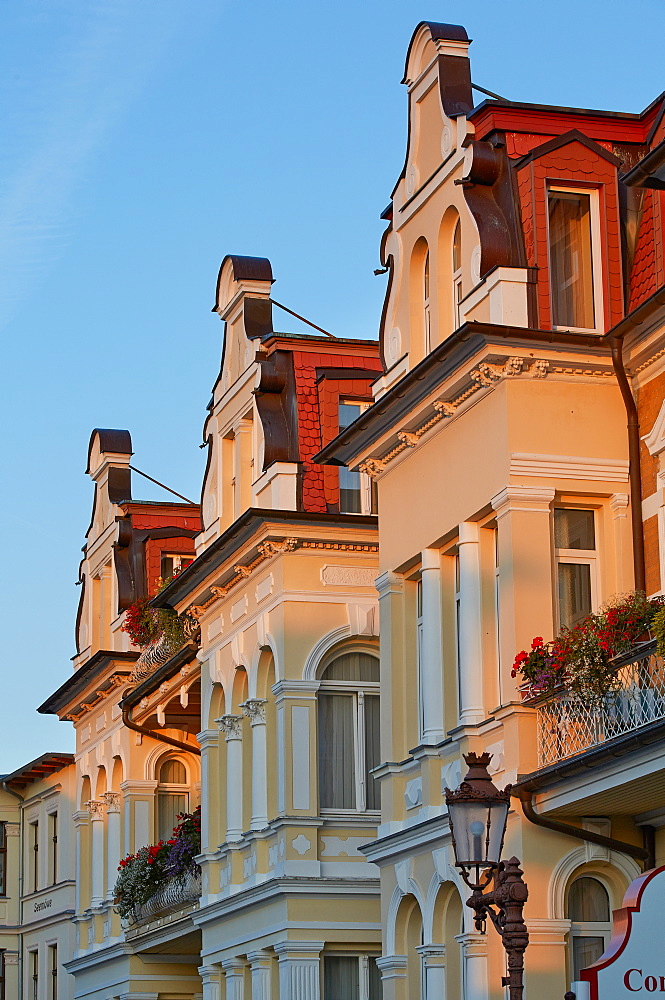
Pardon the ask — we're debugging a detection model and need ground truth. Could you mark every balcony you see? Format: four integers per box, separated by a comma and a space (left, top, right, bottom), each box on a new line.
532, 640, 665, 767
126, 870, 202, 927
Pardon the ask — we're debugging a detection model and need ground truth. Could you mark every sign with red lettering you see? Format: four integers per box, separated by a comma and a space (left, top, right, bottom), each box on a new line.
581, 865, 665, 998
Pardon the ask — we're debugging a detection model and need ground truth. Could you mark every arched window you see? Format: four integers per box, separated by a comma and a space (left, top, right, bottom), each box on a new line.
156, 758, 189, 841
423, 250, 431, 352
318, 651, 380, 811
567, 876, 611, 982
452, 220, 462, 329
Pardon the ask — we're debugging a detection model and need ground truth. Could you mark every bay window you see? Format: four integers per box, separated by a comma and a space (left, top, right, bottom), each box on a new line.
318, 651, 380, 811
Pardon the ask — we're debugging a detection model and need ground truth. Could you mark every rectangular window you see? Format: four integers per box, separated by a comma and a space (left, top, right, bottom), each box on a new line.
160, 553, 194, 581
157, 793, 188, 842
30, 821, 39, 893
49, 945, 57, 1000
0, 824, 6, 896
318, 692, 380, 812
49, 813, 57, 885
555, 508, 597, 629
30, 951, 38, 1000
323, 955, 381, 1000
338, 401, 376, 514
548, 189, 596, 330
0, 949, 4, 1000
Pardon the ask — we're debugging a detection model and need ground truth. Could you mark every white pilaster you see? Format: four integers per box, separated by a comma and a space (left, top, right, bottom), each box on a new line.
199, 965, 224, 1000
248, 949, 273, 1000
420, 548, 445, 742
242, 699, 268, 830
72, 810, 88, 915
417, 944, 446, 999
86, 799, 105, 907
375, 955, 407, 1000
457, 522, 484, 725
102, 791, 121, 899
456, 932, 488, 1000
217, 715, 244, 841
223, 958, 246, 1000
275, 940, 323, 999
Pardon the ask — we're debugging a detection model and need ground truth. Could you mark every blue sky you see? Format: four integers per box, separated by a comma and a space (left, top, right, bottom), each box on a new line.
1, 0, 663, 772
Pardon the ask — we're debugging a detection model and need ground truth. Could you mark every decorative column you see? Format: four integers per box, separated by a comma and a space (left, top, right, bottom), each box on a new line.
242, 699, 269, 830
102, 791, 121, 899
416, 944, 446, 998
455, 932, 488, 1000
375, 955, 408, 1000
72, 809, 89, 918
222, 958, 246, 1000
216, 715, 244, 842
85, 799, 105, 907
197, 728, 220, 852
198, 965, 224, 1000
457, 522, 484, 725
248, 949, 272, 1000
274, 941, 323, 999
491, 488, 555, 702
420, 548, 445, 743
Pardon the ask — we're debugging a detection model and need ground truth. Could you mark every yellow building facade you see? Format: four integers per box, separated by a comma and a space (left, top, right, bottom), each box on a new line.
319, 21, 665, 1000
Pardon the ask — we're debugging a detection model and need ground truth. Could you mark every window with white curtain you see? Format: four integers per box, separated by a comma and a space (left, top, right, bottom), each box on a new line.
567, 876, 611, 982
554, 508, 598, 629
318, 651, 380, 812
548, 188, 599, 331
338, 401, 377, 515
323, 955, 382, 1000
156, 758, 189, 840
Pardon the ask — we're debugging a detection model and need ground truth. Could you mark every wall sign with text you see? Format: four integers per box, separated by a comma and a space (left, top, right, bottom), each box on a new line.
579, 865, 665, 998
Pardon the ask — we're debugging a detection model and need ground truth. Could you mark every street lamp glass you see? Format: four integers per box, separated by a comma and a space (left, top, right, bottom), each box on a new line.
447, 798, 509, 868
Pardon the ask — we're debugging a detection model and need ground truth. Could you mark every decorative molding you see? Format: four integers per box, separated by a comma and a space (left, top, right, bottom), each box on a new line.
101, 791, 121, 813
85, 799, 105, 820
216, 715, 243, 741
188, 538, 377, 619
291, 834, 312, 856
241, 698, 267, 725
321, 565, 378, 588
320, 835, 366, 857
510, 453, 629, 482
491, 486, 556, 517
359, 357, 616, 477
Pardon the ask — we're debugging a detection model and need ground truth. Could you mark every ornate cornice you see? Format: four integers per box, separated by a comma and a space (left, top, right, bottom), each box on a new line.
359, 355, 614, 478
187, 537, 378, 619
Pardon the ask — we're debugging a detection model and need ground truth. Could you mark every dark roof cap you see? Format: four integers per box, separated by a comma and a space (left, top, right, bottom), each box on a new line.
86, 429, 132, 474
403, 22, 470, 83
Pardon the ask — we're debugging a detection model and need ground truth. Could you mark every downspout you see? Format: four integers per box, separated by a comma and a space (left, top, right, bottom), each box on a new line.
518, 788, 654, 869
2, 780, 24, 999
609, 332, 646, 593
121, 704, 201, 756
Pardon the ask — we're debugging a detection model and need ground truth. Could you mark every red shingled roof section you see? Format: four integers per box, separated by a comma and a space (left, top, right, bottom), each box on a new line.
629, 190, 661, 310
292, 349, 382, 512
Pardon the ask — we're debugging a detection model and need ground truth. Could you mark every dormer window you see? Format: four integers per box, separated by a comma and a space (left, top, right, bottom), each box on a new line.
452, 219, 462, 328
339, 401, 377, 514
548, 188, 600, 331
160, 553, 194, 581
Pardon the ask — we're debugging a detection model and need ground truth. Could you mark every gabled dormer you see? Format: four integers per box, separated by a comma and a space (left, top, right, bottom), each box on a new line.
199, 256, 382, 549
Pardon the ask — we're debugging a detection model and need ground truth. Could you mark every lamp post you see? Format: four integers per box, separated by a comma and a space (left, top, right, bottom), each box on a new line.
445, 752, 529, 1000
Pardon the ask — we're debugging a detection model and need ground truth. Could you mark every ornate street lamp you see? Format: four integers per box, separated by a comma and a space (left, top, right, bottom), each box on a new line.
445, 752, 529, 1000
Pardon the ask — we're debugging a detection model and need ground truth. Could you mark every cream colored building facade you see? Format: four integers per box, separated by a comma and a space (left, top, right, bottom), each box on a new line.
319, 21, 665, 1000
0, 753, 77, 1000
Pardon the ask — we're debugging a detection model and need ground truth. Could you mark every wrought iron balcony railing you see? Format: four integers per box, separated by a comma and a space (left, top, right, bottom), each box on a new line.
126, 869, 202, 926
534, 640, 665, 767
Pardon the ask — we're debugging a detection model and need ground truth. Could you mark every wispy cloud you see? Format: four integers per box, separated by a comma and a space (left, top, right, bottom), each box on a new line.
0, 0, 196, 326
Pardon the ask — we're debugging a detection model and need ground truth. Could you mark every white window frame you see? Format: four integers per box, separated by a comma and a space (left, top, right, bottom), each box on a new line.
452, 220, 463, 330
554, 508, 600, 632
160, 552, 194, 580
454, 554, 462, 717
318, 675, 380, 816
155, 758, 190, 841
321, 953, 381, 1000
547, 185, 604, 334
339, 400, 376, 515
567, 874, 612, 983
